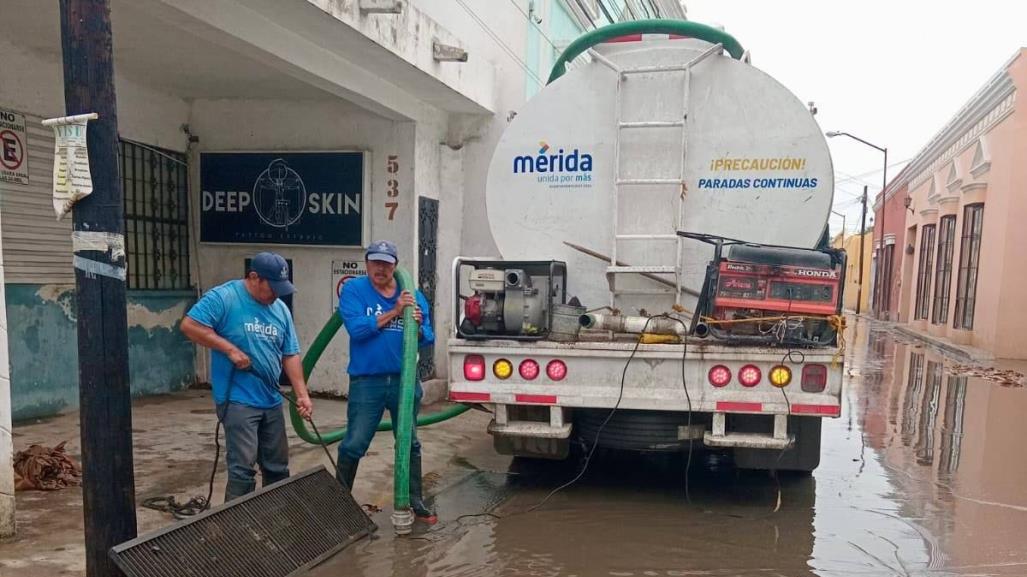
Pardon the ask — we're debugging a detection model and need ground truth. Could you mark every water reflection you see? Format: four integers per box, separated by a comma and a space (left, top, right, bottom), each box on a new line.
914, 361, 943, 466
311, 320, 1027, 576
901, 352, 925, 446
938, 376, 966, 477
873, 336, 1027, 575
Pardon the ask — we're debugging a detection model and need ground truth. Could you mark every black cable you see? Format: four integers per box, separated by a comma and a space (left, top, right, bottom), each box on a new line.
523, 317, 656, 513
669, 316, 693, 504
144, 371, 235, 518
276, 388, 338, 474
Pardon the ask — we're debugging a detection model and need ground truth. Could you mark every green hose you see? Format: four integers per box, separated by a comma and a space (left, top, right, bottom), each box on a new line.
547, 19, 745, 84
392, 268, 417, 513
287, 281, 471, 446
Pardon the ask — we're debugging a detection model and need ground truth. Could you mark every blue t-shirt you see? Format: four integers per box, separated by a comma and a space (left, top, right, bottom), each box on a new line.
187, 280, 300, 409
338, 276, 435, 376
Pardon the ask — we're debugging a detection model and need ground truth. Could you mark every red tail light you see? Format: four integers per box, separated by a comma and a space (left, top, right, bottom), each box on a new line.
708, 365, 732, 387
546, 359, 567, 381
519, 359, 540, 380
738, 364, 762, 387
464, 354, 485, 381
801, 364, 828, 392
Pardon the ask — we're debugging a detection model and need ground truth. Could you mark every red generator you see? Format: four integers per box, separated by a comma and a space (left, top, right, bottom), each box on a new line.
689, 240, 846, 346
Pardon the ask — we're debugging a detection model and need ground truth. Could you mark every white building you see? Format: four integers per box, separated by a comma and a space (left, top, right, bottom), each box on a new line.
0, 0, 686, 535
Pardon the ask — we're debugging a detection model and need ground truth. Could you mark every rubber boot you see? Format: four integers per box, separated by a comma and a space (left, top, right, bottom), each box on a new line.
335, 456, 359, 492
409, 453, 437, 525
262, 470, 289, 487
224, 478, 256, 503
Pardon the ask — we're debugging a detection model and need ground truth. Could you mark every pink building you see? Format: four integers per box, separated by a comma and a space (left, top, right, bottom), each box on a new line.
888, 49, 1027, 359
872, 180, 909, 321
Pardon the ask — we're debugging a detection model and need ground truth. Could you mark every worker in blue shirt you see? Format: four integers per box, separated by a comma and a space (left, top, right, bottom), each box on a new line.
337, 240, 437, 524
181, 252, 313, 502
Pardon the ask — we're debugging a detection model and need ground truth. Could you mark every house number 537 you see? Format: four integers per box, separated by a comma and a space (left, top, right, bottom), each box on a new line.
385, 155, 399, 220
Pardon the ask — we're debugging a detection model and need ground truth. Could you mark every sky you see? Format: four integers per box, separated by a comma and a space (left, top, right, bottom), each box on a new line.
685, 0, 1027, 237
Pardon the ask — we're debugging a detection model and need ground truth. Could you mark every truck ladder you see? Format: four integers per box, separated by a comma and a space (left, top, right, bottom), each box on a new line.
591, 43, 723, 311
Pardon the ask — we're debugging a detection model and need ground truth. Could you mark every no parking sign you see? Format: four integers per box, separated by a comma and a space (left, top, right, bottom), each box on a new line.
332, 260, 366, 313
0, 109, 28, 185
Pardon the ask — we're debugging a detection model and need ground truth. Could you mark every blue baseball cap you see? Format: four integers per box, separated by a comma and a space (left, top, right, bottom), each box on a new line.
366, 240, 398, 264
251, 252, 295, 297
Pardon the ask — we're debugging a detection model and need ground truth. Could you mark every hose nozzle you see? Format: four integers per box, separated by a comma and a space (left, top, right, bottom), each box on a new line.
392, 508, 414, 535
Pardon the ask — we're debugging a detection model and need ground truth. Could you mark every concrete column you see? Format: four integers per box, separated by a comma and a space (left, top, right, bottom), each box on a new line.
0, 210, 14, 537
434, 145, 465, 378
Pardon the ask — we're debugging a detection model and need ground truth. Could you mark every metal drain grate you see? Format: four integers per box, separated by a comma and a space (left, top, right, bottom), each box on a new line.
110, 467, 376, 577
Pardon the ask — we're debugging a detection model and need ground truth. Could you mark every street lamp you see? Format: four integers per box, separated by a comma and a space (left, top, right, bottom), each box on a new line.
827, 131, 888, 317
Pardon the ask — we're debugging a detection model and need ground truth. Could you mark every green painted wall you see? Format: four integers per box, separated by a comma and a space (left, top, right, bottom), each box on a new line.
8, 285, 196, 421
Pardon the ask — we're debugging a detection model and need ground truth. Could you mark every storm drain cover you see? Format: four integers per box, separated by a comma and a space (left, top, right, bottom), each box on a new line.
110, 467, 376, 577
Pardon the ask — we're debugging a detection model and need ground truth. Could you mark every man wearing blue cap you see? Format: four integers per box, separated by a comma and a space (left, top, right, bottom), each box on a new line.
181, 251, 313, 502
337, 239, 437, 524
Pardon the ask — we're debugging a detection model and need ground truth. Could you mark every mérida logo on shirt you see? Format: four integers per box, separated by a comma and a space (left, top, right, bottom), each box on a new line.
245, 317, 280, 338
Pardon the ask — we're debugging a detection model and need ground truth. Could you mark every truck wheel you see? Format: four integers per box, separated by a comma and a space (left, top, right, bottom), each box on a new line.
733, 416, 821, 473
575, 409, 705, 452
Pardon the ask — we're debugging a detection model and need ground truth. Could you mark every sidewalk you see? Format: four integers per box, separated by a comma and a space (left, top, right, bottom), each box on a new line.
0, 388, 495, 577
846, 311, 993, 362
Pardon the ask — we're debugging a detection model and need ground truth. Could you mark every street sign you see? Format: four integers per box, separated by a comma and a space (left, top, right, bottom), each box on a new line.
332, 259, 366, 314
0, 108, 29, 185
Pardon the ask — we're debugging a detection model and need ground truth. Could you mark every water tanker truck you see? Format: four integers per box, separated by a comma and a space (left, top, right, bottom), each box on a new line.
446, 21, 845, 472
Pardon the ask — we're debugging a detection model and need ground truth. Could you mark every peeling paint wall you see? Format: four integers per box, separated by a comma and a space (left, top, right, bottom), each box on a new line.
8, 285, 196, 421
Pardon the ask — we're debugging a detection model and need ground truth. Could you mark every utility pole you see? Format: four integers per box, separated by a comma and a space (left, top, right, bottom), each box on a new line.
58, 2, 137, 576
857, 185, 868, 315
875, 148, 888, 318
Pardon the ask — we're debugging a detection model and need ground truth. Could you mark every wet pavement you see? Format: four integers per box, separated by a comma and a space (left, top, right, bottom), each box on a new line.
311, 318, 1027, 576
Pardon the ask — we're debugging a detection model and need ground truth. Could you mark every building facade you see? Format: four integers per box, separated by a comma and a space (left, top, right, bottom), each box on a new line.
887, 49, 1026, 359
0, 0, 686, 534
871, 180, 908, 321
833, 230, 873, 313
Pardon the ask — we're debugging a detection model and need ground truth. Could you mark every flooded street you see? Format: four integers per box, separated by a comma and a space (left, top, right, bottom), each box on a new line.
312, 319, 1027, 577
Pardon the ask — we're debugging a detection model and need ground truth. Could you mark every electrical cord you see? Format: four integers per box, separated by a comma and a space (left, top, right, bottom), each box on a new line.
522, 316, 656, 514
440, 314, 694, 527
668, 315, 693, 504
144, 371, 235, 519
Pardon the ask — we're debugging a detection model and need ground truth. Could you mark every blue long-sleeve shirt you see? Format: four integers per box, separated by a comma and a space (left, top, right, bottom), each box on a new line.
338, 276, 434, 376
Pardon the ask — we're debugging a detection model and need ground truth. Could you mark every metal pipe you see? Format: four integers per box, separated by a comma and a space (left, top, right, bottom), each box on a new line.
548, 19, 745, 84
580, 313, 687, 335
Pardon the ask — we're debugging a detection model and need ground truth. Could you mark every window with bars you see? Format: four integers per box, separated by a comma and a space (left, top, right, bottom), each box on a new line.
932, 215, 957, 324
954, 204, 984, 330
914, 225, 936, 320
120, 140, 191, 290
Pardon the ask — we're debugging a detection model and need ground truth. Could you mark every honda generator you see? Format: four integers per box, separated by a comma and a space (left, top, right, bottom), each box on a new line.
681, 233, 846, 346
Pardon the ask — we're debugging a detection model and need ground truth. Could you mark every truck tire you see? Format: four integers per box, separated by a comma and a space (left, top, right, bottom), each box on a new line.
574, 409, 704, 452
733, 416, 821, 473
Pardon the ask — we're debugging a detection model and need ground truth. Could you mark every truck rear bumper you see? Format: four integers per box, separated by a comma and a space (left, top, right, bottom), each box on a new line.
448, 383, 841, 418
477, 395, 809, 451
703, 412, 794, 450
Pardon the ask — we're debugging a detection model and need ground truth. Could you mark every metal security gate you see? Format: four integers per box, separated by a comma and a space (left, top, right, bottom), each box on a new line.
418, 197, 438, 381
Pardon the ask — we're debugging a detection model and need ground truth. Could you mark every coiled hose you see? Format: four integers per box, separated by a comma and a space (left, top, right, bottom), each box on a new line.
285, 304, 470, 444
